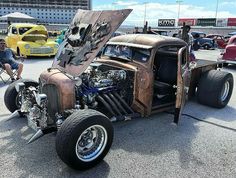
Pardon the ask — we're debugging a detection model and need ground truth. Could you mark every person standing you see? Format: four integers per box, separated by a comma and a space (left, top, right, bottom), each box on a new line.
181, 25, 196, 61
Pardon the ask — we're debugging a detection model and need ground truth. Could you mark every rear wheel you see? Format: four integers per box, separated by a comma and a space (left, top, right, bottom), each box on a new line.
56, 109, 113, 170
204, 44, 210, 50
197, 70, 233, 108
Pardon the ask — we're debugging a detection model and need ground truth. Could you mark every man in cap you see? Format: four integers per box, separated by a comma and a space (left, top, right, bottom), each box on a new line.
0, 39, 23, 82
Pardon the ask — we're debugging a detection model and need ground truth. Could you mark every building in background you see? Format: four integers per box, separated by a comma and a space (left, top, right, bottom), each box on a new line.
0, 0, 91, 24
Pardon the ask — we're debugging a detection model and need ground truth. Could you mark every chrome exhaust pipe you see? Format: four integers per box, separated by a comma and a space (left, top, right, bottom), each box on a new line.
102, 93, 122, 116
108, 93, 128, 115
97, 95, 116, 116
113, 91, 134, 113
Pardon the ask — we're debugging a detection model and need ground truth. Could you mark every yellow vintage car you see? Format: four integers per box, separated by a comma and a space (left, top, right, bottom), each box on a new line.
5, 23, 59, 57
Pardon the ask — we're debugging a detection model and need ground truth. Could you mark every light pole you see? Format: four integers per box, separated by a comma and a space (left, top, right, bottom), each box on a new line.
215, 0, 219, 19
143, 2, 148, 26
176, 0, 183, 26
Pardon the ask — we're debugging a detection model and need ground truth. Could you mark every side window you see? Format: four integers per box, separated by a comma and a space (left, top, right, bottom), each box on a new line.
12, 27, 18, 34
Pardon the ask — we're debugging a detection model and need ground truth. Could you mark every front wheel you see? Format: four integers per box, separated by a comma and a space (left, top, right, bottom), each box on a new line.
197, 70, 234, 108
56, 109, 114, 170
4, 79, 39, 113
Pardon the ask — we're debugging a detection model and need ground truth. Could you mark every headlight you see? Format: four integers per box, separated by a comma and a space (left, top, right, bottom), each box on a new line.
54, 44, 59, 48
24, 44, 30, 49
36, 94, 47, 106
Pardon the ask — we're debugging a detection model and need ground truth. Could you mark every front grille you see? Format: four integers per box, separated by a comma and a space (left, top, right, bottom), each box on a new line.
42, 84, 61, 124
30, 47, 53, 54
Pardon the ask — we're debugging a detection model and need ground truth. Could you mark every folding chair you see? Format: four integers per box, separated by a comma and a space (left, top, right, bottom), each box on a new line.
0, 63, 17, 84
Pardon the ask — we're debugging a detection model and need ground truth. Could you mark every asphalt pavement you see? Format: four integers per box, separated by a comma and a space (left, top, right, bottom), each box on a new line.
0, 50, 235, 178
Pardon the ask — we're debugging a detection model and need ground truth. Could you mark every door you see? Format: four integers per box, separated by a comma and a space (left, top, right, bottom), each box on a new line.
174, 46, 191, 124
8, 26, 19, 52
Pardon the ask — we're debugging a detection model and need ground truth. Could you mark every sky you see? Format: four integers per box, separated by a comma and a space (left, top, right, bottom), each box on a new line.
92, 0, 236, 26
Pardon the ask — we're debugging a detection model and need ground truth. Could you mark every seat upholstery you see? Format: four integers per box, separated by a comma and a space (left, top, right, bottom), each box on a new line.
154, 81, 175, 95
154, 58, 177, 96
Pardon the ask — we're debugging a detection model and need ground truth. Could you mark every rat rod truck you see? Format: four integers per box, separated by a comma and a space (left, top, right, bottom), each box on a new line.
4, 9, 234, 170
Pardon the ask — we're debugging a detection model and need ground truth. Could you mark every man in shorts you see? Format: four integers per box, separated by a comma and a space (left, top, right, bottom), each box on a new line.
0, 39, 23, 82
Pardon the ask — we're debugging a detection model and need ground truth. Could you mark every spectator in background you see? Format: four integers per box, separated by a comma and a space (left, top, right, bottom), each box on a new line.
0, 39, 23, 82
181, 25, 196, 61
133, 27, 140, 34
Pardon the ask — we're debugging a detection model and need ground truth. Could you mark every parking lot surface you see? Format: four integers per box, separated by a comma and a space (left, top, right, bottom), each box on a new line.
0, 50, 235, 178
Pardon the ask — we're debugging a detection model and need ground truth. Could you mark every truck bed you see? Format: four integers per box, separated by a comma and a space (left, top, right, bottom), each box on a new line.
195, 59, 223, 68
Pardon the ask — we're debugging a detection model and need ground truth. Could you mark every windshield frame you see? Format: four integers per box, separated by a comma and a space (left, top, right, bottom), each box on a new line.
18, 27, 33, 35
103, 44, 152, 63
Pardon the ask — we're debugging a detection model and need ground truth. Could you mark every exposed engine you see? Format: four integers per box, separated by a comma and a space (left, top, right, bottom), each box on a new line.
81, 64, 127, 89
75, 63, 134, 117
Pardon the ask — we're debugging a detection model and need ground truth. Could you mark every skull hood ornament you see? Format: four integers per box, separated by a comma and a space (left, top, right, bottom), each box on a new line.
53, 9, 132, 76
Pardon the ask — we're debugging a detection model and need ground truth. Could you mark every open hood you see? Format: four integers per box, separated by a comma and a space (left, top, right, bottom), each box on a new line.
52, 9, 132, 76
21, 25, 48, 42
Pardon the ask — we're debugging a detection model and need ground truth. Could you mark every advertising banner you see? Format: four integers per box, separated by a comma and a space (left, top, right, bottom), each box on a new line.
227, 18, 236, 26
158, 19, 175, 27
216, 18, 228, 27
178, 18, 195, 26
196, 18, 216, 26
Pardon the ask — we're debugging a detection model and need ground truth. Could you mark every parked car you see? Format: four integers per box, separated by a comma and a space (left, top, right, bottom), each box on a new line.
228, 31, 236, 36
5, 23, 59, 57
4, 9, 234, 171
55, 28, 68, 44
149, 30, 169, 36
112, 30, 126, 37
219, 35, 236, 65
191, 31, 216, 50
206, 34, 228, 49
48, 30, 60, 37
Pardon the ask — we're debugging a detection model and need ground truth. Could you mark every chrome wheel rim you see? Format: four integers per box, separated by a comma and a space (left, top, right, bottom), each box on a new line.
220, 81, 230, 102
75, 125, 108, 162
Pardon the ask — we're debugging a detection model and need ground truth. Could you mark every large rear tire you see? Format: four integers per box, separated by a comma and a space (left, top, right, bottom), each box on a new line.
4, 79, 39, 113
197, 70, 233, 108
56, 109, 113, 170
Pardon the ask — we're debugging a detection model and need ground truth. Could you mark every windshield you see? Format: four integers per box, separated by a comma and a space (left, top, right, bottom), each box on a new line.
103, 44, 151, 63
19, 27, 32, 35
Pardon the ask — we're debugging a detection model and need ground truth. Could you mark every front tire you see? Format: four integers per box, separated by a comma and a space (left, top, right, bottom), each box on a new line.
223, 63, 229, 67
197, 70, 233, 108
204, 44, 210, 50
4, 79, 39, 113
56, 109, 114, 170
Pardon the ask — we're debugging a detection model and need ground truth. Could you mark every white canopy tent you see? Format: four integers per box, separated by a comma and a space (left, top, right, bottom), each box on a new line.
0, 12, 37, 23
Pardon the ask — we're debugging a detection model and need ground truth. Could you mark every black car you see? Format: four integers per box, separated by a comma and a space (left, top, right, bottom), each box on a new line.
191, 31, 217, 50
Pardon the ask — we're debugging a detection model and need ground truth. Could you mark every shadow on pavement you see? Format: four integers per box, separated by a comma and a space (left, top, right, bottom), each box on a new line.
185, 100, 236, 123
0, 115, 111, 178
0, 112, 198, 177
111, 113, 199, 170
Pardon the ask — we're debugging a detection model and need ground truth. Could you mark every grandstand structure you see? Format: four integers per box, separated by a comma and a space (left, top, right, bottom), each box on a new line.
0, 0, 91, 24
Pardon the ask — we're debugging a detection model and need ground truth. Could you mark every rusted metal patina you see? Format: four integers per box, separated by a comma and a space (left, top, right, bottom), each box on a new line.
52, 9, 132, 76
40, 69, 76, 111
